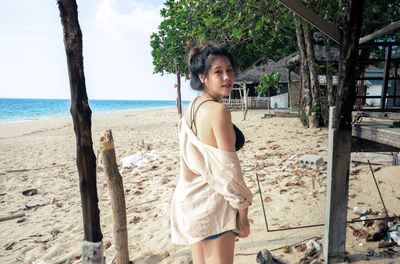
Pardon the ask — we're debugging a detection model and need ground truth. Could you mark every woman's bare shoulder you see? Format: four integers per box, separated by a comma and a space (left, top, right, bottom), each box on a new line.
207, 102, 231, 122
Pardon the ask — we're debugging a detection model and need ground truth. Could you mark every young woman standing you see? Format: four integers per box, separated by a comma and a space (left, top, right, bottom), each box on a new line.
171, 42, 252, 264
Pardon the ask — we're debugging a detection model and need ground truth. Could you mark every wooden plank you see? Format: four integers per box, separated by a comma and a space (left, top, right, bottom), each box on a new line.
278, 0, 341, 44
352, 125, 400, 148
359, 21, 400, 44
351, 152, 399, 165
353, 111, 400, 119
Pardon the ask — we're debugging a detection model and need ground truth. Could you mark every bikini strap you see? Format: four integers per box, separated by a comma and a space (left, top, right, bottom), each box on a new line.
189, 97, 200, 131
190, 98, 217, 136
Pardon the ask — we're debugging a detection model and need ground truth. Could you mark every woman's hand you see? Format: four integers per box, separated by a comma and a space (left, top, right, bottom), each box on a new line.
237, 208, 250, 238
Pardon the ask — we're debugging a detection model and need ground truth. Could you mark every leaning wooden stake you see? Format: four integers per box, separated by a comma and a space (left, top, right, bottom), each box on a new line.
100, 130, 129, 264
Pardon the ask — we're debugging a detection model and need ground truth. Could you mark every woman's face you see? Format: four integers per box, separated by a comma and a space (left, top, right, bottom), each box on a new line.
200, 56, 234, 99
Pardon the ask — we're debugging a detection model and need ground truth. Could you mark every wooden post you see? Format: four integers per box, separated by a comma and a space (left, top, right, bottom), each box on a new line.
100, 130, 130, 264
287, 69, 291, 109
174, 60, 182, 117
380, 45, 392, 109
57, 2, 103, 262
242, 84, 249, 120
324, 106, 350, 262
324, 1, 364, 263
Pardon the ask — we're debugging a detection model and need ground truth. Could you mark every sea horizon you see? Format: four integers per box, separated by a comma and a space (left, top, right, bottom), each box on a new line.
0, 98, 189, 124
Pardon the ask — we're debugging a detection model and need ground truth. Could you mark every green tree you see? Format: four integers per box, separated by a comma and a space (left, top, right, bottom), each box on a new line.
256, 71, 281, 116
150, 0, 297, 76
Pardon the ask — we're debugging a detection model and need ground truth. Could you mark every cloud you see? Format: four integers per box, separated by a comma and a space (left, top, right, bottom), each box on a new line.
95, 0, 162, 37
81, 0, 196, 100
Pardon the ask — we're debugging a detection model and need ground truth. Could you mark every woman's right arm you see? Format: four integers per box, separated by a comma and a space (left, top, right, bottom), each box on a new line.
238, 208, 250, 238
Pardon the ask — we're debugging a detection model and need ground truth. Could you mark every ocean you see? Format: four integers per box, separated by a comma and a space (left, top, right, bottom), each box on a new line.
0, 98, 188, 124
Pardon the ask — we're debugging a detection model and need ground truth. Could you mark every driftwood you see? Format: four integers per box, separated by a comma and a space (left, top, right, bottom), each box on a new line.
100, 130, 129, 264
0, 213, 25, 222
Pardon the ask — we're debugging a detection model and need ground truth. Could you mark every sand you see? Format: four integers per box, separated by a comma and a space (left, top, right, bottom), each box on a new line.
0, 107, 399, 264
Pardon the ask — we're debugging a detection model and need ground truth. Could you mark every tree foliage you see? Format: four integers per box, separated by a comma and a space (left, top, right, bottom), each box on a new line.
150, 0, 297, 76
256, 71, 280, 97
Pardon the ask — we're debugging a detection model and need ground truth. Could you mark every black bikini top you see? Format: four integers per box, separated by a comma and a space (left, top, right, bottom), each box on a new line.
189, 98, 245, 151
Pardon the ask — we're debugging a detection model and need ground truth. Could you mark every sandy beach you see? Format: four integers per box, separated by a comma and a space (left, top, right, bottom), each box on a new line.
0, 107, 399, 264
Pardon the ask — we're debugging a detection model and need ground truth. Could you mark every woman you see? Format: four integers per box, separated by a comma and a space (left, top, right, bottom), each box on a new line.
170, 42, 253, 264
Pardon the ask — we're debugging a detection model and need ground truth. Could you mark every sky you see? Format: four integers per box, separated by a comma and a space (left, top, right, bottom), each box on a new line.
0, 0, 196, 100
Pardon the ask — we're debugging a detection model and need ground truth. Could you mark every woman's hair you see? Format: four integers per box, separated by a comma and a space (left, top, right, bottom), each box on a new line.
187, 42, 235, 91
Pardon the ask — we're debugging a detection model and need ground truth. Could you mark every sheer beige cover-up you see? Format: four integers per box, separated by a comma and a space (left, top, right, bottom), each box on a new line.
170, 118, 253, 245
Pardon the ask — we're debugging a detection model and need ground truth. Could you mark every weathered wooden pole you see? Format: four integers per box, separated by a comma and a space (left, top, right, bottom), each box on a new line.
100, 130, 130, 264
57, 1, 104, 263
174, 59, 183, 118
323, 1, 364, 263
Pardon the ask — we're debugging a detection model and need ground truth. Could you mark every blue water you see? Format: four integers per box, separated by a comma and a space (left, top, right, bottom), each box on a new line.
0, 98, 188, 123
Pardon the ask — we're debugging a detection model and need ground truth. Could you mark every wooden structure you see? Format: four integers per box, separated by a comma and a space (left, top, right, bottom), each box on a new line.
352, 112, 400, 150
278, 1, 400, 263
355, 42, 400, 110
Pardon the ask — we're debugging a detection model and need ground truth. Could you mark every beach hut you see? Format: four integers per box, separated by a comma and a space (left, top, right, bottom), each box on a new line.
278, 40, 340, 111
224, 60, 299, 109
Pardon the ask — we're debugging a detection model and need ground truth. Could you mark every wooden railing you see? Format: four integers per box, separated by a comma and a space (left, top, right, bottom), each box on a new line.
223, 98, 270, 109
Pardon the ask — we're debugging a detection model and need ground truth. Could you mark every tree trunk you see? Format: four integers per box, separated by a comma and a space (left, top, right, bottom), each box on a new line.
100, 130, 130, 264
174, 59, 182, 118
323, 1, 365, 263
268, 88, 271, 116
323, 36, 335, 126
57, 1, 103, 261
295, 18, 312, 127
325, 38, 335, 107
303, 24, 320, 128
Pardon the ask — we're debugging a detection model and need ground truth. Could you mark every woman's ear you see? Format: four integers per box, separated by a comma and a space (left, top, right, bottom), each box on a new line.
199, 74, 205, 83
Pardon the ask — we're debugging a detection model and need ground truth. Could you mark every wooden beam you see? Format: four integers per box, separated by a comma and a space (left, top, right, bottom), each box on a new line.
278, 0, 341, 44
359, 41, 400, 47
359, 21, 400, 44
353, 124, 400, 149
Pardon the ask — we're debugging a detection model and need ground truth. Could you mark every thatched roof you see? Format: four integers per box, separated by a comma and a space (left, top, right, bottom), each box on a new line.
235, 59, 299, 84
277, 45, 340, 69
